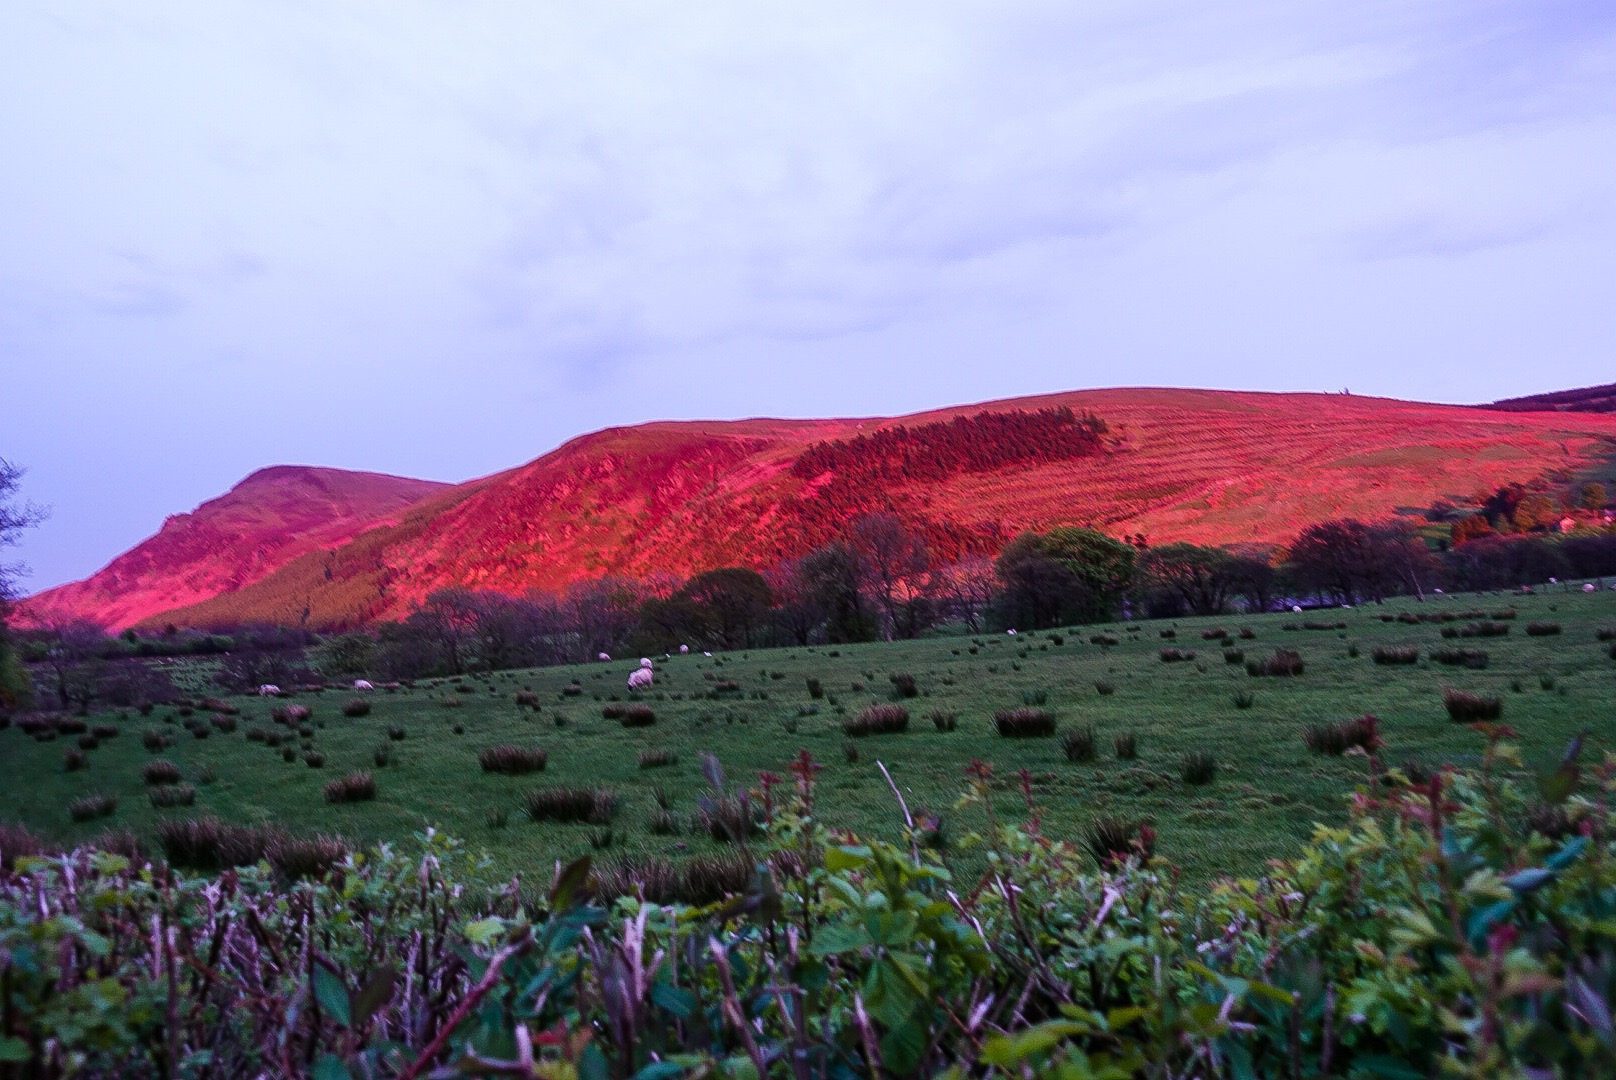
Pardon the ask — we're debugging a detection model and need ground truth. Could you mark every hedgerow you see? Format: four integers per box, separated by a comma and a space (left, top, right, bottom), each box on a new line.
0, 729, 1612, 1077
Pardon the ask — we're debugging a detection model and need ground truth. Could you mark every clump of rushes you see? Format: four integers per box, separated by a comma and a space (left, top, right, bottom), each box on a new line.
1526, 622, 1562, 637
1021, 688, 1048, 705
342, 698, 371, 717
1159, 648, 1195, 663
521, 786, 619, 824
1086, 817, 1156, 871
1432, 648, 1489, 669
387, 725, 406, 740
1060, 724, 1098, 763
303, 751, 326, 768
618, 704, 656, 727
638, 748, 677, 769
62, 748, 89, 772
888, 672, 918, 698
1246, 649, 1304, 677
323, 771, 377, 804
929, 709, 957, 732
1372, 646, 1419, 665
805, 676, 824, 699
1094, 680, 1115, 696
68, 792, 118, 822
478, 744, 548, 775
1223, 648, 1245, 664
372, 743, 392, 768
1444, 688, 1503, 723
843, 740, 859, 763
995, 708, 1055, 738
1303, 715, 1381, 757
148, 784, 196, 808
1179, 751, 1217, 785
843, 704, 909, 737
1113, 731, 1138, 760
698, 793, 764, 844
143, 760, 183, 786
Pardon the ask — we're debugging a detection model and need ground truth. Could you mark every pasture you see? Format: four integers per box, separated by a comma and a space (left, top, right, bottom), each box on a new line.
6, 586, 1616, 883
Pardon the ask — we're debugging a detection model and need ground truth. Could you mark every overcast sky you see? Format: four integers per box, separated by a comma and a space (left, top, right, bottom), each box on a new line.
4, 1, 1615, 592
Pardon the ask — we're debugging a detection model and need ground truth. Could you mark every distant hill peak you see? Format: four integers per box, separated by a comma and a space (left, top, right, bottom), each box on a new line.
1487, 383, 1616, 413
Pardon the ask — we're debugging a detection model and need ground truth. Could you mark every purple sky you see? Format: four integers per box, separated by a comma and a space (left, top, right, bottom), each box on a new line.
4, 1, 1615, 592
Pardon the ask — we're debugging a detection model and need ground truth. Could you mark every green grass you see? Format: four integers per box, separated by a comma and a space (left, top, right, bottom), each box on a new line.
7, 586, 1616, 883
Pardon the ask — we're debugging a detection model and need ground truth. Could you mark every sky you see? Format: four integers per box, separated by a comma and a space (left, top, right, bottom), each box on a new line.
3, 1, 1615, 592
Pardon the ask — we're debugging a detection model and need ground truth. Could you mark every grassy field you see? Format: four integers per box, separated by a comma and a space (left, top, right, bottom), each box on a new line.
7, 585, 1616, 883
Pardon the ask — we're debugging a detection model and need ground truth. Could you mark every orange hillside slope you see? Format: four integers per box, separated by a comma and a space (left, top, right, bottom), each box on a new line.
119, 388, 1616, 631
19, 467, 449, 631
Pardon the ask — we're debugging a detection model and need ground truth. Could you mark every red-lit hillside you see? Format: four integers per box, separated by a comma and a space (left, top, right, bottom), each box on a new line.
26, 388, 1616, 631
18, 467, 448, 631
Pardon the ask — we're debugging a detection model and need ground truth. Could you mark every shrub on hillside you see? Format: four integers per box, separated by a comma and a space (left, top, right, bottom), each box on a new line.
843, 704, 908, 737
1444, 688, 1503, 723
479, 745, 548, 775
1059, 725, 1097, 763
323, 771, 377, 804
1246, 648, 1304, 677
1372, 646, 1419, 665
994, 707, 1055, 738
521, 786, 618, 825
342, 698, 371, 717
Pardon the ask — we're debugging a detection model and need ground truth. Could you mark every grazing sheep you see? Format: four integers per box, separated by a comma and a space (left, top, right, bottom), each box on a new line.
1292, 605, 1303, 614
628, 667, 654, 691
679, 644, 689, 654
639, 658, 653, 669
703, 651, 712, 657
258, 684, 281, 697
1006, 628, 1017, 636
353, 679, 374, 691
598, 652, 612, 662
1585, 583, 1597, 593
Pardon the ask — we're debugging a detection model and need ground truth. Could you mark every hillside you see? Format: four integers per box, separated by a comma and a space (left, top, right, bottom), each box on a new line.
58, 387, 1612, 632
18, 467, 448, 630
1490, 383, 1616, 413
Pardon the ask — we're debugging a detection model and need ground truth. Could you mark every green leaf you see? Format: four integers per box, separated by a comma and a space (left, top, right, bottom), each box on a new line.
312, 1054, 353, 1080
881, 1017, 928, 1076
1547, 835, 1590, 872
1354, 1055, 1426, 1079
0, 1038, 29, 1063
88, 852, 130, 876
809, 922, 872, 956
865, 910, 918, 949
824, 845, 872, 872
351, 966, 397, 1030
1503, 868, 1554, 894
649, 982, 697, 1018
313, 964, 352, 1028
1466, 901, 1516, 950
579, 1043, 610, 1080
464, 917, 507, 947
632, 1063, 688, 1080
550, 856, 593, 909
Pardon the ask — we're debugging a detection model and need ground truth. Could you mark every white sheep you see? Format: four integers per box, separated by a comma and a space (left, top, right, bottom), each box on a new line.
628, 667, 654, 691
679, 644, 689, 654
1585, 583, 1597, 593
258, 684, 281, 697
640, 658, 653, 669
353, 679, 374, 691
598, 652, 612, 662
1006, 628, 1017, 636
1292, 605, 1303, 614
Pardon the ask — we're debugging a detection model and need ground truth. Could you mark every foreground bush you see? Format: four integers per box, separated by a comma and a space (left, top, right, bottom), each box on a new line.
2, 730, 1614, 1078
